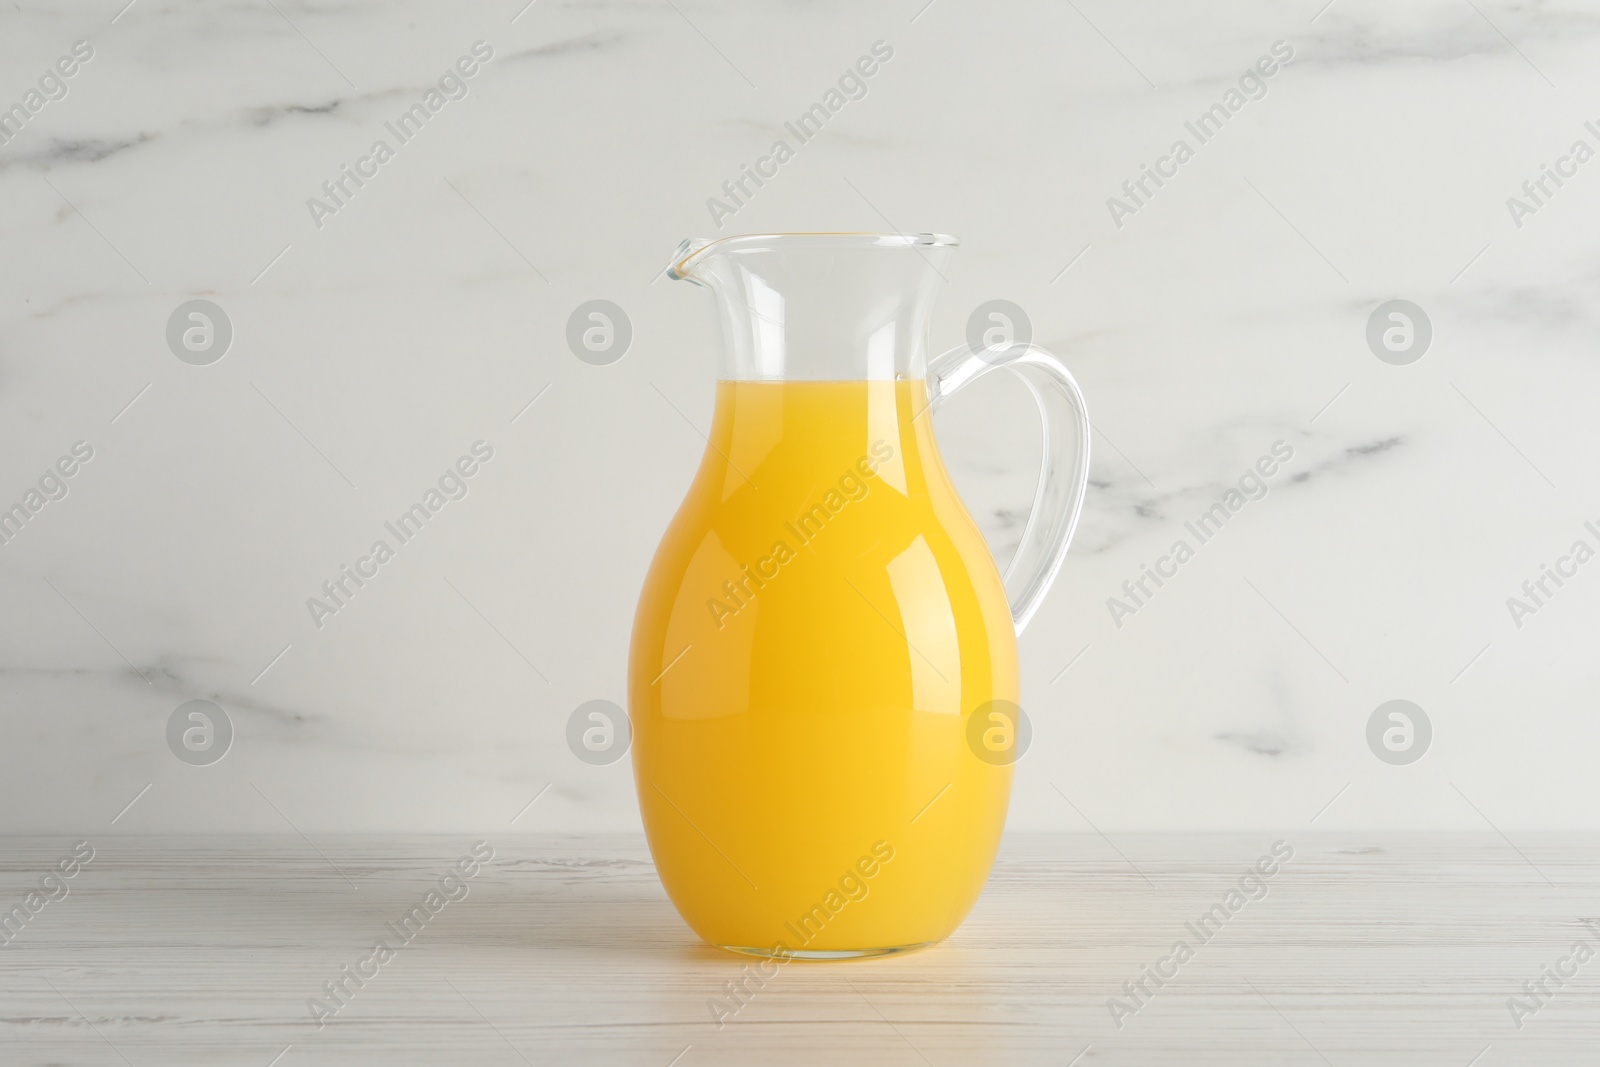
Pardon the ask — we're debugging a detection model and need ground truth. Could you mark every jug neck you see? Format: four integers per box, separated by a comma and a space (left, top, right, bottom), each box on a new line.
671, 233, 957, 381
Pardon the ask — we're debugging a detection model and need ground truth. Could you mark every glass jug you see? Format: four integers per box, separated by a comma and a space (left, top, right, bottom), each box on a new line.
629, 233, 1090, 958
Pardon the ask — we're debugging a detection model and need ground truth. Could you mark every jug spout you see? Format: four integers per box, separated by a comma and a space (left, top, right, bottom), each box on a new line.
670, 232, 958, 381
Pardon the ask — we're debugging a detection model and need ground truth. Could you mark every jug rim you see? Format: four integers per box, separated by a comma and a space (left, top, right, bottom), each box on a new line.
669, 231, 959, 281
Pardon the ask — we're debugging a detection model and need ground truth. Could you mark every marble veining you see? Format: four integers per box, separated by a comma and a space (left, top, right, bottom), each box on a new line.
0, 0, 1596, 834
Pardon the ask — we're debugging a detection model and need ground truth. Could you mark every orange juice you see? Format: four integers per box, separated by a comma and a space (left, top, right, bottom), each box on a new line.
629, 378, 1018, 956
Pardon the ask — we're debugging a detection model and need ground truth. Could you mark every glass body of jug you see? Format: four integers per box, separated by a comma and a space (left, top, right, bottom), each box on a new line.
628, 233, 1090, 958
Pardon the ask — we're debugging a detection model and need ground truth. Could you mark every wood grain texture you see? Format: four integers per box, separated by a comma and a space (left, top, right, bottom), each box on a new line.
0, 834, 1596, 1065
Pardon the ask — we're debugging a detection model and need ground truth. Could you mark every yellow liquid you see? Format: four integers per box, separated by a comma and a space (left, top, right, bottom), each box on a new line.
629, 379, 1018, 955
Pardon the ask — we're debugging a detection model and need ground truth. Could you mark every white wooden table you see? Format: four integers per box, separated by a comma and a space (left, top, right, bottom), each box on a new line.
1, 835, 1595, 1065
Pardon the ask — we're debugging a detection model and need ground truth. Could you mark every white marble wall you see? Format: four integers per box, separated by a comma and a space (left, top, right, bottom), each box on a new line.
2, 0, 1597, 834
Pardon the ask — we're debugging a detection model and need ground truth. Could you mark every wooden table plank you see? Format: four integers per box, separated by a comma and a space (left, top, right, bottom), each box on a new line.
0, 835, 1595, 1065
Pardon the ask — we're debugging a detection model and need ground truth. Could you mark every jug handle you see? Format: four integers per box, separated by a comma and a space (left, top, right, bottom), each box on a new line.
926, 341, 1091, 635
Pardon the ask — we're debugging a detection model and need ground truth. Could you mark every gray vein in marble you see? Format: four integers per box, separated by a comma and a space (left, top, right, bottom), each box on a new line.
1214, 730, 1291, 756
1465, 283, 1600, 330
0, 52, 602, 177
1299, 4, 1600, 67
25, 291, 131, 319
245, 99, 344, 126
0, 658, 559, 761
502, 30, 628, 63
1069, 432, 1405, 557
1288, 435, 1402, 483
992, 505, 1028, 534
0, 134, 155, 174
1214, 670, 1302, 758
0, 658, 315, 729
